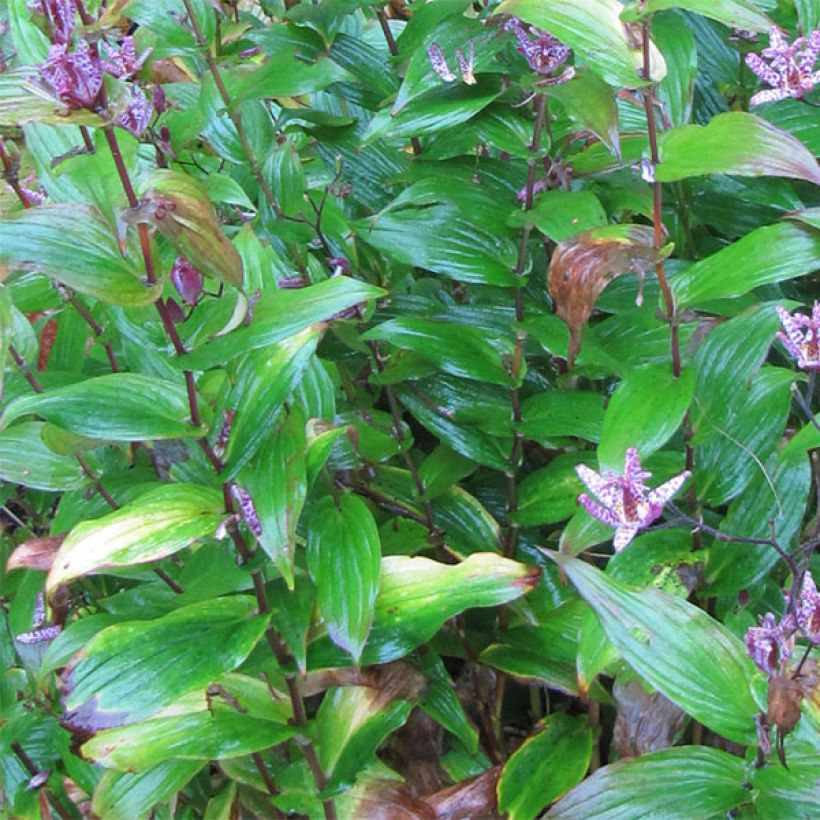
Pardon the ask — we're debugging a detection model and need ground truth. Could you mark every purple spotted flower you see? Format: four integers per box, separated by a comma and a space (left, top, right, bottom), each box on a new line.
505, 17, 575, 84
170, 256, 204, 306
428, 41, 476, 85
28, 0, 76, 44
100, 36, 152, 79
775, 302, 820, 370
575, 448, 690, 552
746, 27, 820, 105
231, 484, 262, 538
745, 612, 795, 675
116, 85, 152, 137
797, 571, 820, 644
39, 41, 102, 109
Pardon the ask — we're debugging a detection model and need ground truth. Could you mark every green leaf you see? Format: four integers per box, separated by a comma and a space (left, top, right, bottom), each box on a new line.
0, 69, 105, 127
495, 0, 662, 88
597, 364, 694, 471
1, 373, 206, 441
0, 421, 85, 491
520, 390, 605, 444
498, 713, 593, 820
552, 554, 761, 744
622, 0, 771, 32
135, 170, 244, 288
46, 485, 224, 593
671, 221, 820, 308
653, 11, 697, 127
656, 113, 820, 185
357, 205, 519, 287
265, 141, 306, 218
309, 553, 539, 667
182, 278, 384, 369
0, 205, 159, 306
91, 760, 204, 820
63, 597, 269, 727
316, 683, 415, 790
546, 747, 748, 818
82, 703, 295, 771
239, 407, 307, 590
520, 190, 608, 243
545, 71, 620, 157
362, 317, 517, 386
308, 494, 381, 663
223, 326, 321, 476
515, 453, 591, 527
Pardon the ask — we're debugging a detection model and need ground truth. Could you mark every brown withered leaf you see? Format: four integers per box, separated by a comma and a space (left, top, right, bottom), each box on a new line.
547, 225, 672, 367
613, 679, 687, 758
425, 766, 502, 820
767, 674, 804, 736
381, 708, 445, 796
6, 535, 65, 572
128, 170, 244, 289
352, 779, 436, 820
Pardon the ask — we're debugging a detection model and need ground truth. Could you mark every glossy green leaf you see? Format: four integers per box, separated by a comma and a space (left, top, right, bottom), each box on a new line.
671, 221, 820, 308
223, 326, 321, 476
553, 554, 761, 744
622, 0, 771, 32
358, 205, 519, 287
239, 407, 307, 590
0, 205, 159, 305
82, 703, 295, 771
91, 760, 204, 820
520, 190, 608, 243
656, 113, 820, 185
515, 454, 591, 527
1, 373, 206, 441
520, 390, 605, 444
363, 317, 516, 386
546, 71, 620, 157
316, 683, 415, 789
308, 494, 381, 663
63, 597, 269, 727
653, 11, 697, 127
597, 364, 694, 471
265, 141, 306, 218
0, 421, 85, 491
495, 0, 663, 88
183, 278, 383, 370
309, 553, 539, 667
546, 747, 748, 818
46, 485, 224, 593
498, 713, 593, 820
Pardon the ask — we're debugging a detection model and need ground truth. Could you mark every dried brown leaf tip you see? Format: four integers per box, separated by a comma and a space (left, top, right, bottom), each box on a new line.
547, 225, 672, 368
6, 534, 65, 572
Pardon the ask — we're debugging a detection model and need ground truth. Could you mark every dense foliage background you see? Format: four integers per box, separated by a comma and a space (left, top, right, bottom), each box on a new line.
1, 0, 819, 817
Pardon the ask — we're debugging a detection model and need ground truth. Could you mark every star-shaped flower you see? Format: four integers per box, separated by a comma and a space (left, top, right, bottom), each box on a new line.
100, 36, 152, 80
745, 612, 794, 675
115, 85, 152, 137
575, 448, 690, 552
39, 41, 102, 110
505, 17, 575, 84
775, 302, 820, 370
746, 27, 820, 106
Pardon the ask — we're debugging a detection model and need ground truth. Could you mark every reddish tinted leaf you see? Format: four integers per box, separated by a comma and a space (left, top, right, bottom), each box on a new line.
547, 225, 671, 367
426, 766, 502, 819
6, 535, 64, 572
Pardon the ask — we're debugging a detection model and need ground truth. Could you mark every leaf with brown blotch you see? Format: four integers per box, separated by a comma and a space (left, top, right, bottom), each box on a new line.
547, 225, 672, 367
6, 535, 65, 572
352, 779, 437, 820
129, 170, 244, 289
767, 674, 803, 736
613, 678, 688, 759
425, 766, 502, 819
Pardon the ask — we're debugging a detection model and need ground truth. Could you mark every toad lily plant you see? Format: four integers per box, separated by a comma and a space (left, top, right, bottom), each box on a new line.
575, 448, 690, 551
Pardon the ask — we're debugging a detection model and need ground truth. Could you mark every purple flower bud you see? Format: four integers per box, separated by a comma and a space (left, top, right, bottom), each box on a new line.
116, 86, 152, 137
164, 297, 185, 324
213, 409, 236, 460
455, 41, 476, 85
231, 484, 262, 538
100, 36, 152, 79
170, 257, 204, 306
575, 447, 690, 552
20, 173, 47, 206
15, 625, 62, 645
153, 85, 169, 114
29, 0, 76, 45
797, 571, 820, 643
39, 41, 102, 109
428, 42, 457, 82
328, 256, 350, 276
